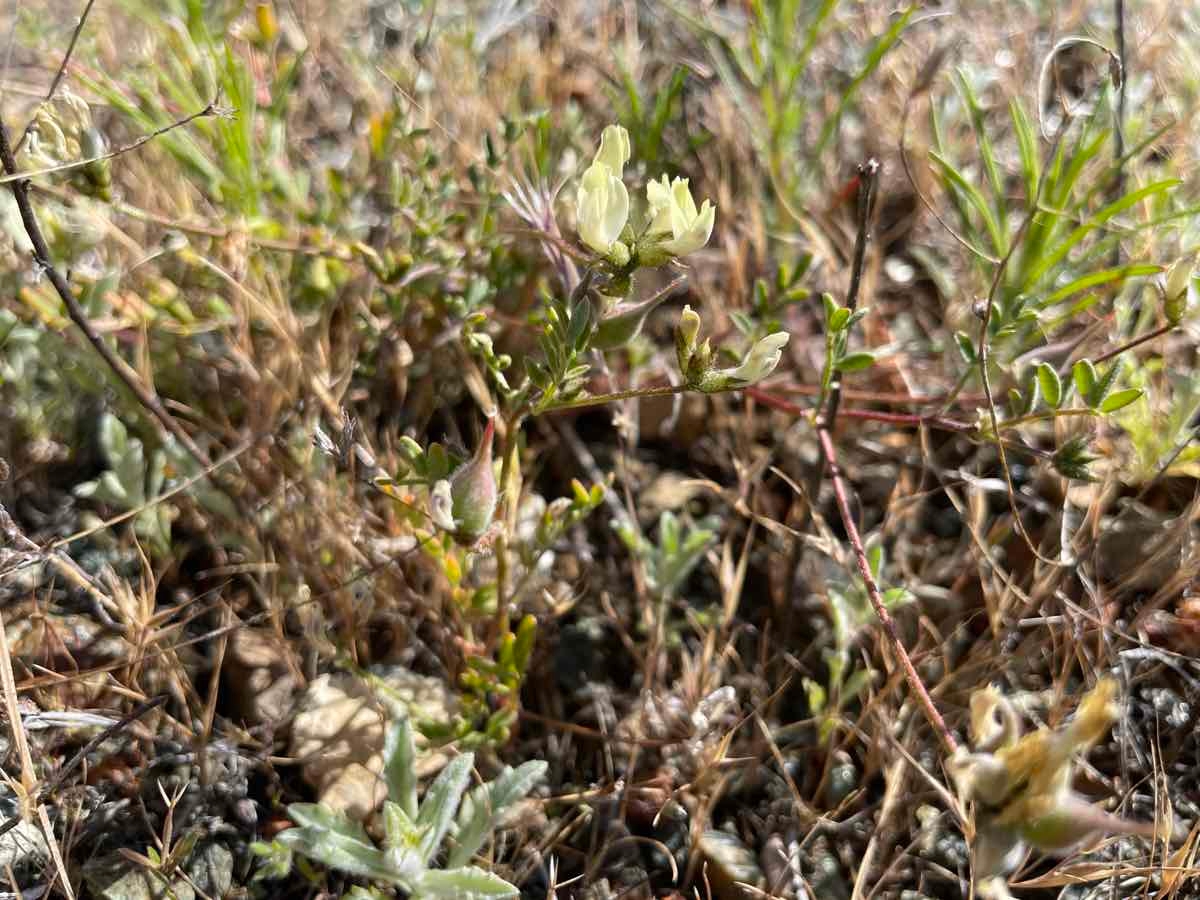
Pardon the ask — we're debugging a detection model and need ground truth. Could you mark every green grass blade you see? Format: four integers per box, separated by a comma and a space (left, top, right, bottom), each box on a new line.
955, 69, 1007, 234
1024, 179, 1180, 289
929, 150, 1007, 256
1010, 98, 1040, 202
1039, 263, 1161, 307
814, 6, 915, 157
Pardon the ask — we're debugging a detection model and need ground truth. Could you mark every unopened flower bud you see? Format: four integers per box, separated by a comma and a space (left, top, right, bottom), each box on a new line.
1164, 259, 1193, 325
398, 436, 424, 464
607, 240, 631, 268
675, 305, 703, 377
448, 417, 498, 541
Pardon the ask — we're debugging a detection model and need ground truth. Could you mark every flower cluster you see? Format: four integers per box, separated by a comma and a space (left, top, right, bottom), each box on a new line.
949, 679, 1159, 899
676, 305, 789, 392
575, 124, 716, 268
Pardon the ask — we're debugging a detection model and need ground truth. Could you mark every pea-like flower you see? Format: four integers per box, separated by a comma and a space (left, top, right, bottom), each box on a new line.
644, 175, 716, 259
724, 332, 790, 385
674, 305, 788, 392
949, 679, 1162, 900
576, 125, 631, 259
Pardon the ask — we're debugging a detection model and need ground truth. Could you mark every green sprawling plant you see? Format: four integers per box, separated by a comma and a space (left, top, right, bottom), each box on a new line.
256, 718, 546, 899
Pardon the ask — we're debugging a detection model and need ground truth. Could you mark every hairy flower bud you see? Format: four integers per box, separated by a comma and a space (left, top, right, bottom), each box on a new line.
449, 417, 497, 541
430, 419, 498, 542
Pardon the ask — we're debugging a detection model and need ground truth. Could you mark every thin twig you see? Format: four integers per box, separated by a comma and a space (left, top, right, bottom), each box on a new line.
0, 112, 213, 469
0, 96, 220, 186
816, 427, 959, 756
975, 117, 1071, 568
14, 0, 99, 153
0, 606, 36, 797
1112, 0, 1128, 204
1091, 321, 1171, 366
542, 383, 689, 413
821, 158, 879, 431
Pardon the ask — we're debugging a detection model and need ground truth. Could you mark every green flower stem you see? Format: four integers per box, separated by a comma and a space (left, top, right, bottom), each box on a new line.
994, 407, 1096, 431
494, 413, 525, 639
536, 383, 690, 413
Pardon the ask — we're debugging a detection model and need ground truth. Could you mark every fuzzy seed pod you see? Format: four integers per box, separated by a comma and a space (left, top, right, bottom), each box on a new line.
448, 418, 497, 542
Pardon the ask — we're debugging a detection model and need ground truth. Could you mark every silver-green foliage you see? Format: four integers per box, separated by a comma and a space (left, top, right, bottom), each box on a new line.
613, 510, 720, 600
74, 413, 174, 554
275, 718, 546, 899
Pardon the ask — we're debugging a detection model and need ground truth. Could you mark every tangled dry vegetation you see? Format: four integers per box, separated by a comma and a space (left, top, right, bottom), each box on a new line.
3, 1, 1200, 898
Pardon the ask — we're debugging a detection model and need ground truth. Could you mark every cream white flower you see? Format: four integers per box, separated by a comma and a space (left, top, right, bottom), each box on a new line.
576, 125, 631, 256
645, 175, 716, 258
725, 331, 789, 384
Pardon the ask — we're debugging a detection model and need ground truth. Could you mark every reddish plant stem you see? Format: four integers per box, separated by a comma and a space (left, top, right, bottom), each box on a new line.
749, 387, 1058, 465
821, 158, 879, 431
747, 382, 960, 753
816, 427, 959, 756
771, 382, 986, 407
751, 386, 960, 428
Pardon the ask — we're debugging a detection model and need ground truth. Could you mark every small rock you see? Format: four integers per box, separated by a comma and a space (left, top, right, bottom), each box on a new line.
0, 818, 47, 874
82, 856, 195, 900
227, 628, 298, 725
289, 666, 455, 818
697, 830, 765, 900
825, 753, 858, 807
0, 789, 45, 878
187, 842, 233, 897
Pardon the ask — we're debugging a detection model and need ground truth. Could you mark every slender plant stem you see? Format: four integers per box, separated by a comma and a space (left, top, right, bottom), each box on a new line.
975, 116, 1071, 568
0, 114, 213, 470
994, 407, 1096, 430
772, 382, 985, 407
756, 389, 961, 748
817, 428, 958, 755
0, 96, 220, 186
1112, 0, 1127, 197
837, 407, 973, 433
1109, 0, 1127, 278
748, 388, 1057, 463
494, 412, 526, 639
821, 158, 879, 431
1091, 322, 1172, 365
541, 383, 689, 413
